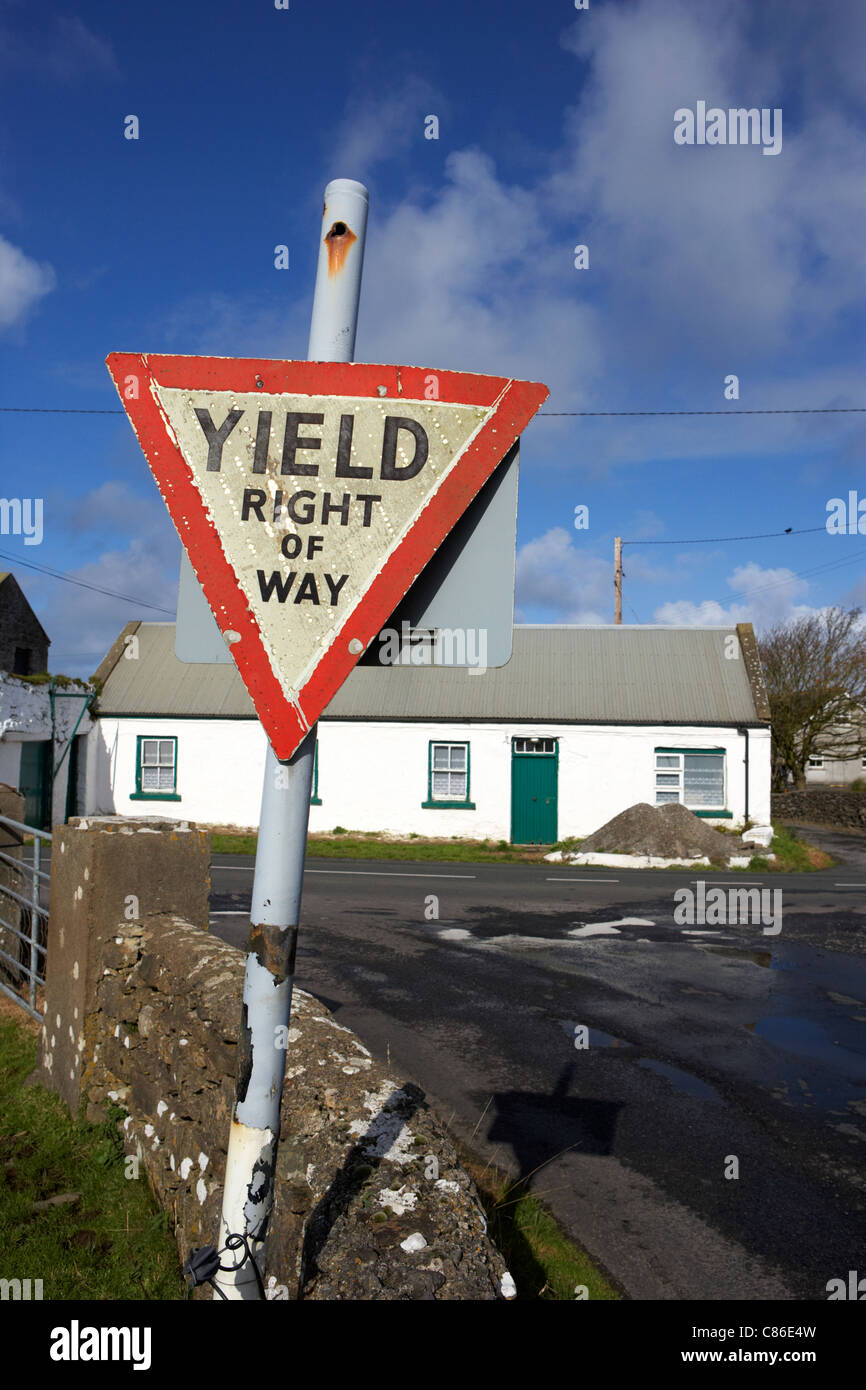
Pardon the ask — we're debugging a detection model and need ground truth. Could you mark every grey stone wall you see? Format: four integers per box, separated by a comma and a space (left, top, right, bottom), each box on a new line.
772, 789, 866, 829
79, 914, 508, 1300
37, 817, 511, 1300
37, 816, 210, 1112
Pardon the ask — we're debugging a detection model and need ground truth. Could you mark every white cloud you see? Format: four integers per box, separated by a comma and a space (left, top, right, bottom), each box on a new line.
653, 597, 751, 627
357, 148, 602, 423
20, 487, 180, 677
331, 77, 440, 179
653, 560, 814, 632
516, 526, 611, 624
150, 5, 866, 480
551, 0, 866, 363
66, 481, 170, 537
0, 234, 55, 330
38, 535, 180, 677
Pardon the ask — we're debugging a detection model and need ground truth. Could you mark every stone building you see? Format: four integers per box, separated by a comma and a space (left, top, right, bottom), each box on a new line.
0, 572, 50, 677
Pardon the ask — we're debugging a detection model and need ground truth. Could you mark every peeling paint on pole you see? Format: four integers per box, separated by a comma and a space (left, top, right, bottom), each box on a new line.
219, 1120, 277, 1248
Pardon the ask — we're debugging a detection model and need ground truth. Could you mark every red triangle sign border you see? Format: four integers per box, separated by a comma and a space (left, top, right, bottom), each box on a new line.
106, 353, 549, 760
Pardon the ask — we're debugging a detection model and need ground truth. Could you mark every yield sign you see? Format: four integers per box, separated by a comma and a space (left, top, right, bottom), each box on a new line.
106, 354, 549, 759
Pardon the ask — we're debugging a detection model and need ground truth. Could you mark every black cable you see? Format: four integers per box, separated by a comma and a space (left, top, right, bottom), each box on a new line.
184, 1233, 267, 1300
623, 526, 826, 546
2, 404, 865, 417
219, 1233, 267, 1301
0, 549, 176, 615
0, 406, 124, 414
539, 407, 866, 416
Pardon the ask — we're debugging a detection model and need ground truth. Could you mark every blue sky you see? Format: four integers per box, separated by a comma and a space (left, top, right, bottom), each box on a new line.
1, 0, 864, 677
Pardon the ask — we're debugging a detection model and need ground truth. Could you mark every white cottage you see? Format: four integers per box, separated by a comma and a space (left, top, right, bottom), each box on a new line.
83, 621, 771, 843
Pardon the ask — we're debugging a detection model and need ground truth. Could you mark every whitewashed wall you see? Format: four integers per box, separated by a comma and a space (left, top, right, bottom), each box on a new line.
85, 718, 268, 828
86, 717, 771, 837
0, 674, 93, 824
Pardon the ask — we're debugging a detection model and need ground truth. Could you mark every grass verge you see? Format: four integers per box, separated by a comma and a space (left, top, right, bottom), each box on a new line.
211, 824, 831, 871
764, 825, 834, 871
456, 1140, 621, 1300
0, 1007, 184, 1300
212, 829, 546, 862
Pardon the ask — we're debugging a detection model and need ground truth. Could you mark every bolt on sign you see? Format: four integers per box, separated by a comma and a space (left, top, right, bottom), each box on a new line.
106, 354, 548, 760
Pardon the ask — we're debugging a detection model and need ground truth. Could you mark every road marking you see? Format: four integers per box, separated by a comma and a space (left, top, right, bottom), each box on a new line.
834, 882, 866, 887
304, 868, 476, 880
689, 880, 764, 886
545, 876, 620, 884
211, 864, 476, 880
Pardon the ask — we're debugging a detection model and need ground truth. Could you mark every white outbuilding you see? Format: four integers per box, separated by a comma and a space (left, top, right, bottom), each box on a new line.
83, 621, 772, 843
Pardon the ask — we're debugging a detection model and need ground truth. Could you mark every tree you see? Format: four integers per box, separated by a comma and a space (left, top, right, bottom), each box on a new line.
757, 607, 866, 790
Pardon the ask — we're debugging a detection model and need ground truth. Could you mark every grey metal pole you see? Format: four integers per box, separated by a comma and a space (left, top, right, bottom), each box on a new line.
213, 178, 369, 1299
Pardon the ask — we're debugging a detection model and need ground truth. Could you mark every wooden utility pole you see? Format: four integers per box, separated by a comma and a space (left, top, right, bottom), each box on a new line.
614, 536, 622, 624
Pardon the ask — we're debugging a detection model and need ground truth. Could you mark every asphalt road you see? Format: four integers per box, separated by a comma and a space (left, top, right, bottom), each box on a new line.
208, 827, 866, 1302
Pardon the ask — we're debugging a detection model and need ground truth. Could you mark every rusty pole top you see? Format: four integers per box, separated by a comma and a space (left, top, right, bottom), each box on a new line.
307, 179, 369, 363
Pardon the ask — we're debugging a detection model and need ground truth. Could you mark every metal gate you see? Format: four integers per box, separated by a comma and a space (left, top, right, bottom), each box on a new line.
0, 813, 51, 1021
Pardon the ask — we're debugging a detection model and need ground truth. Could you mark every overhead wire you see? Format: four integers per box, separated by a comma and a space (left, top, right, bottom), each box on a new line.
0, 548, 176, 615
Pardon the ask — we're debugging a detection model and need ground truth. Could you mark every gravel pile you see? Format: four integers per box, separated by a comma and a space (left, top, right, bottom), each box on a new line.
580, 802, 748, 861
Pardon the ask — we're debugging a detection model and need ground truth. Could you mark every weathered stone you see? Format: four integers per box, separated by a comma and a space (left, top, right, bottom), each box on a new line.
38, 827, 510, 1300
772, 789, 866, 830
102, 938, 144, 971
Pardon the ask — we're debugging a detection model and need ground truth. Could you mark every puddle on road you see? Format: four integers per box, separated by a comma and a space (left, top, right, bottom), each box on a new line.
636, 1057, 725, 1105
752, 1014, 860, 1065
743, 1012, 866, 1111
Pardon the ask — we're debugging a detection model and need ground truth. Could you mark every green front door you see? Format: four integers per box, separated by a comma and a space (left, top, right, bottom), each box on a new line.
19, 741, 52, 830
511, 738, 558, 844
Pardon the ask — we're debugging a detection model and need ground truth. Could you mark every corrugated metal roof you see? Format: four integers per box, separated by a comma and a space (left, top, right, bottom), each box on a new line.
96, 623, 766, 725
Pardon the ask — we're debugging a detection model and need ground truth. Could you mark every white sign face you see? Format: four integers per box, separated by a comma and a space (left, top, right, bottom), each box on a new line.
155, 386, 489, 701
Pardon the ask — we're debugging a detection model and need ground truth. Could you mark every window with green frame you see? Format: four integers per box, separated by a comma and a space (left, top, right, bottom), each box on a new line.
132, 735, 181, 801
654, 747, 730, 816
422, 741, 475, 809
